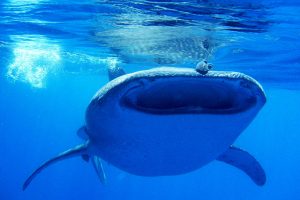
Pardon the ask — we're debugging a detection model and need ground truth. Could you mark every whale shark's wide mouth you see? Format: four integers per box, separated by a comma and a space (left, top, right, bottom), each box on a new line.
121, 76, 260, 114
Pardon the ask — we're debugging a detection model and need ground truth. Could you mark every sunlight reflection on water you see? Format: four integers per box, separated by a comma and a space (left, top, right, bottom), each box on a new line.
6, 34, 120, 88
7, 35, 61, 88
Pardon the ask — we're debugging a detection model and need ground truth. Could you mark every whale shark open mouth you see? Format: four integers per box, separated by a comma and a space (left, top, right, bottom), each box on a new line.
122, 77, 257, 114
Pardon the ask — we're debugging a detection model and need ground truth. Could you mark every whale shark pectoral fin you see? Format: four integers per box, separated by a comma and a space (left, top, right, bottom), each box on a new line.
92, 156, 107, 185
217, 146, 266, 186
77, 126, 89, 140
23, 143, 88, 191
107, 63, 126, 81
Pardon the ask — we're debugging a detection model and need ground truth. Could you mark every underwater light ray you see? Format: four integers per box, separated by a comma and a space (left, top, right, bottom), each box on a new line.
7, 35, 61, 88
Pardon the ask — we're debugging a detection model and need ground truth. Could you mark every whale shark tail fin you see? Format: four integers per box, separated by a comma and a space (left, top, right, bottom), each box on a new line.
23, 142, 88, 191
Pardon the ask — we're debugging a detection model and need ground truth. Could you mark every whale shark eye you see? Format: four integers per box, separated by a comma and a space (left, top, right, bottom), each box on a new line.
121, 77, 256, 114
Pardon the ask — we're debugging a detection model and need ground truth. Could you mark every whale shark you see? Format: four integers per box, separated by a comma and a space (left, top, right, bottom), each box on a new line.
23, 64, 266, 190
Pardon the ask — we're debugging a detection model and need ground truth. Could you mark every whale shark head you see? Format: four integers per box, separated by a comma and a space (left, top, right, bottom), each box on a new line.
83, 67, 266, 178
90, 67, 266, 116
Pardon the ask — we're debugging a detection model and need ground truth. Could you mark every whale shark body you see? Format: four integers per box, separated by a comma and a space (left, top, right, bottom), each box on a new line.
23, 65, 266, 190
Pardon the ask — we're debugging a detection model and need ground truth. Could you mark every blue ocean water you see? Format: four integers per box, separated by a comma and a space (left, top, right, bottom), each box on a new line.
0, 0, 300, 199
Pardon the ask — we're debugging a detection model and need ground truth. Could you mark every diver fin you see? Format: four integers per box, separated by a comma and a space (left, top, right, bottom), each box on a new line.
92, 156, 107, 184
107, 63, 125, 81
216, 146, 266, 186
77, 126, 89, 140
23, 143, 88, 191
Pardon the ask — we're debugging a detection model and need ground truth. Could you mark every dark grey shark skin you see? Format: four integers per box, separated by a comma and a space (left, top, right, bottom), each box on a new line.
23, 67, 266, 190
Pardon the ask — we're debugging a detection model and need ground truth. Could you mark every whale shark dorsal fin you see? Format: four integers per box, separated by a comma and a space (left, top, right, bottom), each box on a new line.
217, 146, 266, 186
107, 63, 126, 81
23, 143, 88, 190
92, 156, 107, 184
77, 126, 89, 140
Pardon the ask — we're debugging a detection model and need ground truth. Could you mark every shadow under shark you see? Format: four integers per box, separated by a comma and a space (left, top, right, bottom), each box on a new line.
23, 64, 266, 190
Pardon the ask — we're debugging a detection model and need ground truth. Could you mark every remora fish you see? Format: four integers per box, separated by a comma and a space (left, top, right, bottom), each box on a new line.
23, 64, 266, 190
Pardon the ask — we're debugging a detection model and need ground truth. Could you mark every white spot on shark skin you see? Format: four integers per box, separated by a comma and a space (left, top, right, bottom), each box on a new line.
7, 35, 61, 88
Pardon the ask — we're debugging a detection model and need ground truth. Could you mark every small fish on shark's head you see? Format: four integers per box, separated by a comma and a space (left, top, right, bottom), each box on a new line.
23, 63, 267, 191
196, 60, 213, 75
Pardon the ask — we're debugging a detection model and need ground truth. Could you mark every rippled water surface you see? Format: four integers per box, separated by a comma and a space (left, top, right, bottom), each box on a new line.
1, 0, 299, 88
0, 1, 300, 200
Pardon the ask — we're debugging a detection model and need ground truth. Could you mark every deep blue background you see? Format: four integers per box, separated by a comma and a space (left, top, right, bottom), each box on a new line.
1, 0, 300, 199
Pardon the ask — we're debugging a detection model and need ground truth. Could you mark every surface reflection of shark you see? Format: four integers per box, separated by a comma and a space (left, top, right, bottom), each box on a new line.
94, 26, 218, 65
91, 0, 270, 65
23, 63, 266, 191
